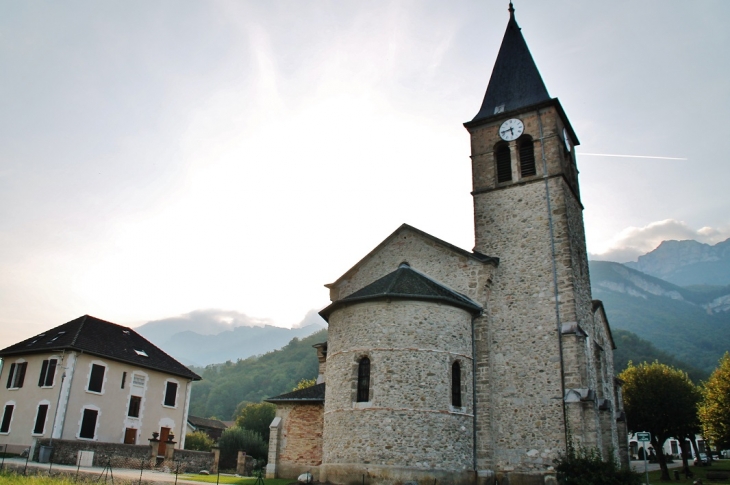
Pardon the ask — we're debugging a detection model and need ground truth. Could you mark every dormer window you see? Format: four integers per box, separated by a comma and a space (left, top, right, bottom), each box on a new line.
47, 331, 65, 344
134, 349, 148, 357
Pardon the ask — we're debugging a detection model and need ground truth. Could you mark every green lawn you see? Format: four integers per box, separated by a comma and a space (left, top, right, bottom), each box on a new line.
179, 474, 292, 485
643, 458, 730, 484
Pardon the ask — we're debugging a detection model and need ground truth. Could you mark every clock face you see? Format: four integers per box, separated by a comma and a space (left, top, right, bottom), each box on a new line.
499, 118, 524, 141
563, 128, 572, 152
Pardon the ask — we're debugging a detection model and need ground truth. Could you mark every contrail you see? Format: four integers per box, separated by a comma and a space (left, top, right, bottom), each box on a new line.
577, 152, 687, 161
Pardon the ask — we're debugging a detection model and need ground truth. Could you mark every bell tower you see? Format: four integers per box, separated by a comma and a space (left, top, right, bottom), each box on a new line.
465, 3, 602, 480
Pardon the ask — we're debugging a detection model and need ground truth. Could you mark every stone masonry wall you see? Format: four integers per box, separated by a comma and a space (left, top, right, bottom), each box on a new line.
323, 300, 474, 478
467, 105, 596, 477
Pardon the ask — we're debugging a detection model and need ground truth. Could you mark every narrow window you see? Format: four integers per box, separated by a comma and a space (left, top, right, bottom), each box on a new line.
121, 372, 127, 389
88, 364, 105, 393
0, 405, 13, 433
128, 396, 141, 418
79, 409, 98, 439
164, 382, 178, 407
495, 142, 512, 183
6, 364, 15, 389
6, 363, 27, 389
356, 357, 370, 403
33, 404, 49, 434
519, 136, 536, 177
451, 361, 462, 408
38, 359, 57, 387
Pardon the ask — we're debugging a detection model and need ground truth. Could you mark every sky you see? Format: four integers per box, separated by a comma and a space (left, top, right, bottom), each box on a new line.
1, 0, 729, 349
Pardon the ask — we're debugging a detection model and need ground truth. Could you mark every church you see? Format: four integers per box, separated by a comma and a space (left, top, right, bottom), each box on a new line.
265, 4, 628, 485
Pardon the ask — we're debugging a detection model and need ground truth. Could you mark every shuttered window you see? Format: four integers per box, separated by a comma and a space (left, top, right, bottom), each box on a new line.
33, 404, 49, 434
88, 364, 105, 393
0, 405, 13, 433
79, 409, 98, 439
495, 143, 512, 183
356, 357, 370, 403
164, 382, 177, 407
6, 363, 27, 389
38, 359, 57, 387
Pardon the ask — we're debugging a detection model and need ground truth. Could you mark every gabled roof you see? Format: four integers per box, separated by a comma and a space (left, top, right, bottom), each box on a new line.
266, 383, 326, 403
187, 415, 228, 430
470, 4, 550, 123
320, 263, 483, 321
326, 223, 498, 290
0, 315, 201, 381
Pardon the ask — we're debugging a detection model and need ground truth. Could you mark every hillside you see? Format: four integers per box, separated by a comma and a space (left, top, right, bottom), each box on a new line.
188, 329, 327, 419
590, 260, 730, 373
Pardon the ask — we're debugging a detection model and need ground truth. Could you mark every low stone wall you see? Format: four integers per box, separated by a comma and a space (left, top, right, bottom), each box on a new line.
174, 449, 215, 472
33, 439, 151, 467
32, 439, 215, 472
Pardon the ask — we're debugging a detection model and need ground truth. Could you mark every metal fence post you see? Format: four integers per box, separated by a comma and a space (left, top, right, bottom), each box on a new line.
1, 444, 6, 471
23, 447, 30, 475
139, 458, 145, 485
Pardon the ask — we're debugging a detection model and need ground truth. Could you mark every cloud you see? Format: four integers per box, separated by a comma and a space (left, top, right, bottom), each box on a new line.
590, 219, 730, 263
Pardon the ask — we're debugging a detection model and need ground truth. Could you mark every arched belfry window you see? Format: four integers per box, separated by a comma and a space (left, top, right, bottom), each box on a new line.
518, 135, 536, 178
495, 142, 512, 183
357, 357, 370, 402
451, 361, 462, 408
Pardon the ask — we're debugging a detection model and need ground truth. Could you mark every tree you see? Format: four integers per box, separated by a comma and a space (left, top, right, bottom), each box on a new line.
234, 401, 277, 444
218, 427, 268, 469
293, 378, 316, 390
184, 431, 214, 451
619, 361, 701, 481
700, 352, 730, 450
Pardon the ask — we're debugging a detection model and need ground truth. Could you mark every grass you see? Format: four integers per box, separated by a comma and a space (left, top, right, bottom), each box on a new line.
642, 458, 730, 484
179, 474, 292, 485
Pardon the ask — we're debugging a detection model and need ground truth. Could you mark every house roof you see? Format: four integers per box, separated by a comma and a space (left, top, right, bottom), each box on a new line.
325, 223, 498, 290
320, 263, 483, 321
0, 315, 201, 381
266, 383, 326, 403
187, 415, 228, 430
470, 4, 550, 124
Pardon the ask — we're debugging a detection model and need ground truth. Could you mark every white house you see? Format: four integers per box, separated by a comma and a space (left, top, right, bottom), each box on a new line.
0, 315, 200, 455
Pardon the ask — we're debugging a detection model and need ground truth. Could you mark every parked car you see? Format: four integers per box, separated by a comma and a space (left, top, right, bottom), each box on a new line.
694, 453, 709, 466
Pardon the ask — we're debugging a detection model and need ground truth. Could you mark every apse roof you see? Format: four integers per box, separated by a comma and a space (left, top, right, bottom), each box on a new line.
266, 383, 326, 403
0, 315, 201, 381
471, 4, 551, 123
320, 263, 483, 320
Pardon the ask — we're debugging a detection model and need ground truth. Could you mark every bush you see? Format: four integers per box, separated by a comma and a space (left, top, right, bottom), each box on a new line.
233, 402, 276, 444
555, 445, 642, 485
184, 431, 214, 451
218, 426, 268, 469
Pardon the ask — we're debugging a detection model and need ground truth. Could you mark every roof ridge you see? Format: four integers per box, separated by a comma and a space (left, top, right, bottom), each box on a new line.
69, 314, 88, 346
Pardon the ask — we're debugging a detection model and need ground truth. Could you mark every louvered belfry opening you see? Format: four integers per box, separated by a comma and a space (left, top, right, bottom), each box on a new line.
495, 142, 512, 183
519, 135, 536, 177
357, 357, 370, 402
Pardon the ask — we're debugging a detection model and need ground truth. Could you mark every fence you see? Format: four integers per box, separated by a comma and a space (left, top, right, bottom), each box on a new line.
1, 443, 221, 484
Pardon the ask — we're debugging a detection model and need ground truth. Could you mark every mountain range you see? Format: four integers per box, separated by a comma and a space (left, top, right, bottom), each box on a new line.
135, 309, 326, 366
590, 237, 730, 375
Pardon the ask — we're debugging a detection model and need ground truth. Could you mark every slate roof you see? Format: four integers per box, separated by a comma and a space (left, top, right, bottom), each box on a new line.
470, 4, 550, 123
320, 263, 483, 321
0, 315, 201, 381
188, 415, 228, 430
266, 383, 325, 403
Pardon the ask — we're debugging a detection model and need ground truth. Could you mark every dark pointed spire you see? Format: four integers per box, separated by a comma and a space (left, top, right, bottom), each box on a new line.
471, 4, 550, 123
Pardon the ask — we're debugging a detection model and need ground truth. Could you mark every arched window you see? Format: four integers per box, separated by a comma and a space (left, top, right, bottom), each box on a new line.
495, 142, 512, 183
519, 135, 536, 177
451, 361, 462, 408
356, 357, 370, 403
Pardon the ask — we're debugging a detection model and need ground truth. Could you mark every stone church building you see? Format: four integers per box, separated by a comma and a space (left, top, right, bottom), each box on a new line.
265, 5, 628, 484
